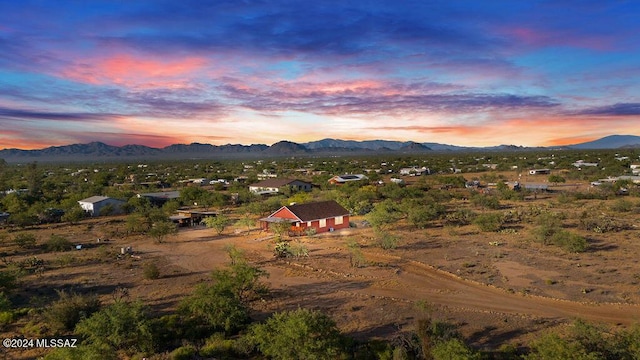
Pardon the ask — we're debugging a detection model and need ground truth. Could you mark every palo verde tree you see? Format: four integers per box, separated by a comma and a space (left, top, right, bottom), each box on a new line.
203, 214, 230, 236
180, 257, 268, 335
246, 308, 346, 360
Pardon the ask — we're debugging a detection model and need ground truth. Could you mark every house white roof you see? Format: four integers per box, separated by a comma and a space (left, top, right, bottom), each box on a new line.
78, 196, 111, 204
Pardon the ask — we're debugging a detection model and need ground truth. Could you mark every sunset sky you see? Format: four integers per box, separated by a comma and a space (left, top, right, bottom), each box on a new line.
1, 1, 639, 150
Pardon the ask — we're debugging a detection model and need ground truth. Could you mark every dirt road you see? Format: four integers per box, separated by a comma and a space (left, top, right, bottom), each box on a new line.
143, 227, 640, 338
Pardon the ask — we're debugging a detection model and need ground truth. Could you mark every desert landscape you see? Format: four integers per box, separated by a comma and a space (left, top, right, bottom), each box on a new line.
1, 157, 640, 359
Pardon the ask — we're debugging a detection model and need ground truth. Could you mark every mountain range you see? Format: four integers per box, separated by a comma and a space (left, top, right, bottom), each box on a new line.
0, 135, 638, 163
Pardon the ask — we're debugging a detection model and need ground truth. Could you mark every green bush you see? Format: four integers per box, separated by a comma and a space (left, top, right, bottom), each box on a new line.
45, 234, 73, 252
579, 214, 625, 233
200, 333, 241, 358
551, 231, 588, 253
473, 213, 504, 232
45, 290, 101, 333
431, 338, 482, 360
170, 345, 197, 360
445, 209, 477, 226
376, 230, 399, 250
246, 308, 346, 360
143, 262, 160, 280
13, 233, 37, 249
610, 199, 634, 212
471, 194, 501, 209
75, 301, 154, 354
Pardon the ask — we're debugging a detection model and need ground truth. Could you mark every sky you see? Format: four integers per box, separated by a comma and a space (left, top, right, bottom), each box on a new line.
1, 0, 639, 150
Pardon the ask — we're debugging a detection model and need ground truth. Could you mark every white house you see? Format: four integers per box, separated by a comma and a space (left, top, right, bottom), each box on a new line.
572, 160, 598, 168
249, 178, 313, 195
399, 166, 430, 176
78, 196, 126, 216
328, 174, 368, 185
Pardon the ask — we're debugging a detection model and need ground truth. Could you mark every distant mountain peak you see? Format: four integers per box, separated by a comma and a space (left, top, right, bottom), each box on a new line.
1, 134, 638, 163
568, 134, 640, 149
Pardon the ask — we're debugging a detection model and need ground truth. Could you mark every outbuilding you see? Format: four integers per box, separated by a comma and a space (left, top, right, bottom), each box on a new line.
78, 196, 126, 216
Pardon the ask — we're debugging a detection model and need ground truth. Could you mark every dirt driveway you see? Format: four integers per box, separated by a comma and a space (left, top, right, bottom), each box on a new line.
138, 226, 640, 346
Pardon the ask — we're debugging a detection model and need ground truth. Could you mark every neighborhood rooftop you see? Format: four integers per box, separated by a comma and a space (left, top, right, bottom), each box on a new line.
278, 200, 349, 222
78, 195, 111, 203
251, 178, 303, 187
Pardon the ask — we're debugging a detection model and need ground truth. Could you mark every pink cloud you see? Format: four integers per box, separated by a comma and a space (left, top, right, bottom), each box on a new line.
59, 54, 207, 89
502, 26, 613, 51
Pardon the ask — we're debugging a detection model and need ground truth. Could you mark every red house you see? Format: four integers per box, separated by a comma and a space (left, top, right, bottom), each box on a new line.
260, 200, 350, 235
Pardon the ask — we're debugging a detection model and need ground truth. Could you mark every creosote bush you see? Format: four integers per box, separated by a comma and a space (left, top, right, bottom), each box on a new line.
143, 262, 160, 280
45, 290, 101, 333
45, 234, 73, 252
13, 233, 37, 249
473, 212, 504, 232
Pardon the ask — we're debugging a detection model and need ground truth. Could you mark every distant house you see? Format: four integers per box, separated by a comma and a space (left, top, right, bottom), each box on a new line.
0, 212, 9, 223
248, 178, 313, 195
138, 191, 181, 206
399, 166, 430, 176
328, 174, 368, 185
572, 160, 598, 168
78, 196, 126, 216
260, 200, 350, 235
528, 169, 551, 175
631, 164, 640, 175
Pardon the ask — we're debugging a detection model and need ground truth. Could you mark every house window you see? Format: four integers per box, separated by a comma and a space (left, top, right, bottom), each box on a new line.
319, 219, 326, 228
307, 221, 311, 227
296, 222, 300, 227
335, 216, 343, 225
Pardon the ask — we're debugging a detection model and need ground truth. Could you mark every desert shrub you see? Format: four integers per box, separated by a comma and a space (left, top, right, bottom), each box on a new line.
0, 271, 17, 292
533, 223, 560, 246
170, 345, 197, 360
143, 262, 160, 280
0, 292, 14, 329
367, 199, 403, 230
290, 242, 309, 258
203, 214, 230, 235
45, 290, 101, 333
471, 194, 501, 209
406, 202, 446, 229
610, 199, 634, 212
473, 213, 504, 232
579, 213, 625, 233
180, 262, 268, 334
75, 300, 154, 354
304, 227, 317, 236
526, 332, 594, 360
149, 220, 178, 243
524, 320, 640, 360
445, 208, 477, 226
246, 308, 346, 360
375, 230, 399, 250
200, 333, 242, 358
42, 343, 115, 360
13, 233, 37, 249
413, 317, 462, 358
347, 239, 366, 268
274, 241, 292, 258
573, 191, 609, 200
431, 338, 482, 360
45, 234, 73, 252
551, 230, 588, 253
